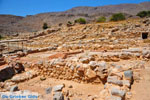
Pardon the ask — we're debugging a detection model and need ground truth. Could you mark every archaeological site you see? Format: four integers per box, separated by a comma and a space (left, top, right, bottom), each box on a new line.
0, 1, 150, 100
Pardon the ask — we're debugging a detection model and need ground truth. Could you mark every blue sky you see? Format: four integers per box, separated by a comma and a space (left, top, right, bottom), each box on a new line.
0, 0, 149, 16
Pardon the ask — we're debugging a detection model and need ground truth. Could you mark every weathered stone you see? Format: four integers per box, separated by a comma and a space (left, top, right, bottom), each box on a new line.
107, 76, 123, 86
53, 92, 64, 100
97, 61, 107, 72
98, 61, 107, 68
45, 87, 52, 94
119, 52, 131, 59
124, 70, 133, 81
17, 51, 25, 57
109, 72, 123, 79
111, 87, 126, 97
122, 48, 141, 53
77, 67, 85, 76
53, 85, 64, 92
89, 61, 97, 69
40, 77, 46, 81
122, 80, 131, 87
142, 50, 150, 58
11, 76, 21, 82
68, 85, 73, 88
85, 69, 96, 79
50, 58, 65, 66
82, 64, 89, 68
80, 58, 89, 64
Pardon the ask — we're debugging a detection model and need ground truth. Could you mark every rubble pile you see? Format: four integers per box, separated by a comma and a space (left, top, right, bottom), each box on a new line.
99, 66, 133, 100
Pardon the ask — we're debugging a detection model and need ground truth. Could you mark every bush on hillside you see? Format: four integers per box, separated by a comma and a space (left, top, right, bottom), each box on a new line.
74, 18, 86, 24
147, 11, 150, 17
137, 11, 148, 18
42, 23, 48, 30
97, 16, 106, 22
110, 13, 126, 21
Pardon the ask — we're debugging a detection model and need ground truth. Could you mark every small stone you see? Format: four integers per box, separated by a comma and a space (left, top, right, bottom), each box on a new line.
40, 77, 46, 81
124, 70, 133, 81
80, 58, 89, 64
107, 76, 123, 86
111, 87, 126, 97
89, 61, 97, 69
85, 69, 96, 79
45, 87, 52, 94
53, 92, 64, 100
97, 61, 107, 72
123, 80, 131, 87
53, 85, 64, 92
68, 85, 73, 88
11, 76, 21, 82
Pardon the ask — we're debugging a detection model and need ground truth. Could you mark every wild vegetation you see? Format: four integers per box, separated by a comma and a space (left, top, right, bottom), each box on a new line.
97, 16, 106, 23
74, 18, 86, 24
42, 23, 49, 30
137, 11, 150, 18
110, 13, 126, 21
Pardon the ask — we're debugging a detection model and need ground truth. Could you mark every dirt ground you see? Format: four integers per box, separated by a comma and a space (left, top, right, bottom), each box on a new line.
131, 65, 150, 100
18, 76, 103, 100
17, 51, 150, 100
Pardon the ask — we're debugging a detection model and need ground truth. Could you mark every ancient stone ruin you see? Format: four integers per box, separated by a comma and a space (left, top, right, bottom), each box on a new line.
0, 18, 150, 100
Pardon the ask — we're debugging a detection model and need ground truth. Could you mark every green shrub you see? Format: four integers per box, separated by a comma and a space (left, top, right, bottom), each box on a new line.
110, 13, 126, 21
42, 23, 48, 30
147, 11, 150, 17
137, 11, 148, 18
97, 16, 106, 22
74, 18, 86, 24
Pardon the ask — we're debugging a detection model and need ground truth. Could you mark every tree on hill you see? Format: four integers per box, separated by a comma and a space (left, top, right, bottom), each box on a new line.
147, 11, 150, 17
42, 23, 48, 30
97, 16, 106, 22
137, 11, 148, 18
110, 13, 126, 21
74, 18, 86, 24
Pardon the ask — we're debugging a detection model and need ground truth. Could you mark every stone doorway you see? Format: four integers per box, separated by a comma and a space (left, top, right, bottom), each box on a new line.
142, 32, 148, 39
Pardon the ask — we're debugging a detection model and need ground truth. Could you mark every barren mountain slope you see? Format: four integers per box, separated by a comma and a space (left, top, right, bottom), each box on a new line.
0, 2, 150, 35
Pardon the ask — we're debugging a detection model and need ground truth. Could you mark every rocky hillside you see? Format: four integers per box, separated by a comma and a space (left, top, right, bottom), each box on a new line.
0, 2, 150, 35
